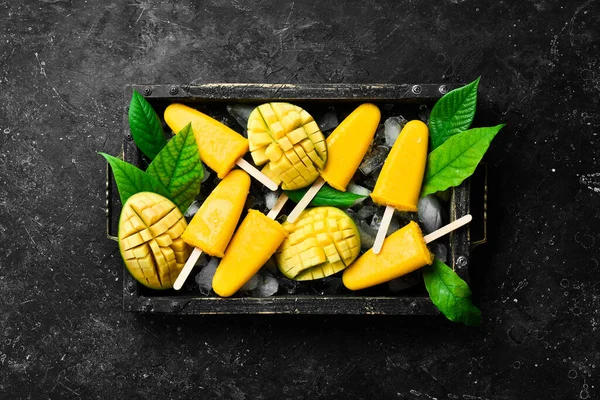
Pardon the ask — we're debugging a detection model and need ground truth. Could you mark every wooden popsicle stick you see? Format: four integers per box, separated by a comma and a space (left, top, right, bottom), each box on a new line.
267, 192, 288, 220
173, 247, 203, 290
424, 214, 472, 244
372, 205, 395, 255
286, 177, 326, 223
236, 158, 278, 191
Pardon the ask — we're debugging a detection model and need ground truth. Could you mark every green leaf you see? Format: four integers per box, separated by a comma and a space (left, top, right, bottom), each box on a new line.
99, 152, 169, 205
429, 77, 480, 150
285, 184, 367, 208
423, 259, 482, 326
421, 124, 504, 197
146, 123, 204, 213
128, 90, 167, 160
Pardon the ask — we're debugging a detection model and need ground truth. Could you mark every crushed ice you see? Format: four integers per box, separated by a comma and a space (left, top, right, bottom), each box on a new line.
359, 145, 389, 176
265, 191, 279, 210
184, 200, 200, 218
417, 195, 443, 234
384, 116, 407, 147
252, 271, 279, 297
226, 104, 255, 129
317, 110, 339, 133
195, 257, 219, 295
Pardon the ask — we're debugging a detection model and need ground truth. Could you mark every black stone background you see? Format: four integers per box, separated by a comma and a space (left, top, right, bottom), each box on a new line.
1, 1, 599, 399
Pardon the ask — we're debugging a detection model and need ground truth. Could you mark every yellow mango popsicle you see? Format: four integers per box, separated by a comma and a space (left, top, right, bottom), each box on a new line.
212, 209, 289, 297
173, 169, 251, 290
164, 104, 277, 190
286, 103, 380, 223
165, 103, 249, 179
370, 120, 430, 254
320, 103, 381, 191
342, 221, 433, 290
181, 169, 251, 257
371, 120, 429, 212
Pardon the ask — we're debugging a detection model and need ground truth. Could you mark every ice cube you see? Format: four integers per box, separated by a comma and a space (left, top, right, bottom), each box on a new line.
277, 274, 299, 294
265, 191, 279, 210
417, 195, 443, 234
388, 271, 421, 293
194, 252, 209, 267
347, 182, 371, 205
347, 209, 381, 248
370, 210, 400, 236
226, 104, 255, 129
355, 218, 377, 249
387, 217, 400, 236
359, 145, 389, 176
394, 210, 418, 226
195, 257, 219, 295
357, 205, 377, 222
371, 212, 382, 228
347, 182, 371, 197
384, 116, 407, 147
184, 200, 201, 218
362, 176, 378, 193
430, 243, 447, 263
252, 272, 279, 297
372, 123, 386, 146
317, 110, 339, 133
240, 274, 260, 292
201, 169, 211, 183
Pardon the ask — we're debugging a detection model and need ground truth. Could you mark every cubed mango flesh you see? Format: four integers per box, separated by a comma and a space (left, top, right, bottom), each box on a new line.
118, 192, 191, 290
276, 207, 360, 280
247, 103, 327, 190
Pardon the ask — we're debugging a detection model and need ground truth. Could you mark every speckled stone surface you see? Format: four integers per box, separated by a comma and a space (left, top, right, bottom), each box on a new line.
1, 1, 599, 398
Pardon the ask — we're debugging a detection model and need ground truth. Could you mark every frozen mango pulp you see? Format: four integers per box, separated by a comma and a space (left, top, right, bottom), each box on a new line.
371, 120, 429, 212
247, 102, 327, 190
320, 103, 380, 191
342, 221, 433, 290
212, 210, 289, 297
164, 103, 249, 179
181, 170, 250, 257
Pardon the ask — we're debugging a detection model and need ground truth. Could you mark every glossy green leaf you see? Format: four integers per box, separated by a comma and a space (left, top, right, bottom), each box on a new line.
99, 152, 169, 205
429, 77, 480, 150
146, 123, 204, 213
423, 259, 482, 327
286, 184, 367, 208
421, 124, 504, 197
128, 90, 167, 160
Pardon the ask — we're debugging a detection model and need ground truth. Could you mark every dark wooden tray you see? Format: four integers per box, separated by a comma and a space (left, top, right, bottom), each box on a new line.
107, 83, 476, 315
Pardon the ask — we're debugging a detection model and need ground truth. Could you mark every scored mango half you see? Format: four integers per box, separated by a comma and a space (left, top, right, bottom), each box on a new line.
276, 207, 360, 280
118, 192, 191, 290
247, 102, 327, 190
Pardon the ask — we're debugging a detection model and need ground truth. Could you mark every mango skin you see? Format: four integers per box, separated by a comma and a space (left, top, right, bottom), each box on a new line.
118, 192, 191, 290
